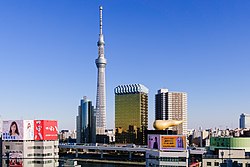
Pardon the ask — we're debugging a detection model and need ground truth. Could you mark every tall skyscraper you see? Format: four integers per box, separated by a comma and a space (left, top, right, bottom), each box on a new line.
76, 96, 96, 144
115, 84, 148, 145
155, 89, 187, 135
239, 113, 250, 129
95, 6, 107, 135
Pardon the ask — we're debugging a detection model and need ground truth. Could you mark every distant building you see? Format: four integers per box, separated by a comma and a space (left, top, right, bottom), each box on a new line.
105, 129, 115, 143
210, 136, 250, 152
59, 129, 70, 141
70, 129, 77, 139
155, 89, 187, 135
115, 84, 148, 145
59, 129, 76, 141
203, 148, 250, 167
0, 116, 2, 137
239, 113, 250, 129
76, 96, 96, 144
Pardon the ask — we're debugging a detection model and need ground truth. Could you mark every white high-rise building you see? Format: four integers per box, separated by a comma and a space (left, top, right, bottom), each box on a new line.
95, 6, 107, 135
239, 113, 250, 129
155, 89, 187, 135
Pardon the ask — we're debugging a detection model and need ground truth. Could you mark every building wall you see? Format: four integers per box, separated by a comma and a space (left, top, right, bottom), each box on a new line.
76, 115, 81, 143
146, 149, 188, 167
202, 158, 250, 167
115, 84, 148, 145
2, 140, 59, 167
155, 89, 187, 135
210, 137, 250, 152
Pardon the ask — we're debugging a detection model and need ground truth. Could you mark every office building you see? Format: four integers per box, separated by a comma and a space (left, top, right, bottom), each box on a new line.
2, 120, 59, 167
76, 96, 96, 144
155, 89, 187, 135
95, 6, 107, 135
239, 113, 250, 129
115, 84, 148, 145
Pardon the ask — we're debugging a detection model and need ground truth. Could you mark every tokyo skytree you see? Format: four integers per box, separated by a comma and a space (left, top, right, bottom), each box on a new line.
95, 6, 107, 135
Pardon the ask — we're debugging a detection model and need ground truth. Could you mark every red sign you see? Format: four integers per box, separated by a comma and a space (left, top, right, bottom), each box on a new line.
9, 152, 23, 167
34, 120, 58, 140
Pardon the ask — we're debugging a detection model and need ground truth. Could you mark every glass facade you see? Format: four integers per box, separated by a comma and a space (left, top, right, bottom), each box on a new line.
77, 97, 96, 144
115, 88, 148, 145
240, 113, 250, 129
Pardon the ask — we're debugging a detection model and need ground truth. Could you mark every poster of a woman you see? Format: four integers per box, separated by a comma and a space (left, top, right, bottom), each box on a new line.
2, 120, 23, 140
9, 121, 20, 139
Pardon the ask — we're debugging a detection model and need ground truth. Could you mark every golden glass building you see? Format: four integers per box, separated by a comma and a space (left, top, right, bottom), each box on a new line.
115, 84, 148, 145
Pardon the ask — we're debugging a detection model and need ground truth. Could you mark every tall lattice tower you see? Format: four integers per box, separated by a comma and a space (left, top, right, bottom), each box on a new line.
95, 6, 107, 135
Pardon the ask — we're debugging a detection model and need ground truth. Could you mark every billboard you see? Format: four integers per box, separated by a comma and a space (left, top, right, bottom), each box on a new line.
2, 120, 24, 140
148, 135, 160, 149
2, 120, 57, 141
23, 120, 34, 140
34, 120, 58, 140
160, 135, 186, 151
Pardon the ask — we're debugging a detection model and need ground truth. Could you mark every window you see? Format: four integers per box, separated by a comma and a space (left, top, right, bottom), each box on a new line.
28, 161, 33, 164
207, 162, 212, 166
214, 162, 219, 166
237, 163, 243, 167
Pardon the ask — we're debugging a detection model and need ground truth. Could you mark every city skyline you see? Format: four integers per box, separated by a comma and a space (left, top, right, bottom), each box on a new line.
0, 1, 250, 130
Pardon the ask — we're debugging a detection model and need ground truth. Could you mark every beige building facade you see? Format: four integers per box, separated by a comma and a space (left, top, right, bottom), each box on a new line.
155, 89, 187, 135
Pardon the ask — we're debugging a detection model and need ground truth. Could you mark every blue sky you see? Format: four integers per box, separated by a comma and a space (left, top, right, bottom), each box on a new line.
0, 1, 250, 130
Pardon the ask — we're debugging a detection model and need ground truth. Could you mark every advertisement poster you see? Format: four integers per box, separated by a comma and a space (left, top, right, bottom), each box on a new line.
43, 120, 58, 140
148, 135, 160, 149
9, 151, 23, 167
2, 120, 23, 140
34, 120, 58, 140
161, 135, 186, 151
34, 120, 44, 140
23, 120, 34, 140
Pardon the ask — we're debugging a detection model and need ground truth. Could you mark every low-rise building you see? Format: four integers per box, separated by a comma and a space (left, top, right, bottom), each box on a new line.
202, 149, 250, 167
146, 149, 188, 167
146, 134, 189, 166
1, 119, 59, 167
210, 137, 250, 152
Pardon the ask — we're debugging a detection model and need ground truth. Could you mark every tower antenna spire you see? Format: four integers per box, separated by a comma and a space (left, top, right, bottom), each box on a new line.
99, 6, 103, 35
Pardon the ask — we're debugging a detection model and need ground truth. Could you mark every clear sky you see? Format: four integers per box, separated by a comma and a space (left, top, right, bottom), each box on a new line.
1, 1, 250, 131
